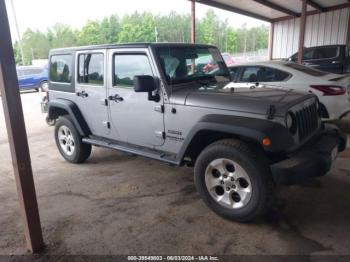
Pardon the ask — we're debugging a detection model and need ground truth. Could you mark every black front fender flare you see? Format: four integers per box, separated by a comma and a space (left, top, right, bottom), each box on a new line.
177, 115, 295, 161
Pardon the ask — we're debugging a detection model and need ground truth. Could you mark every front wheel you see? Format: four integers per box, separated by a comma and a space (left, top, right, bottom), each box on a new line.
54, 116, 91, 163
194, 139, 274, 222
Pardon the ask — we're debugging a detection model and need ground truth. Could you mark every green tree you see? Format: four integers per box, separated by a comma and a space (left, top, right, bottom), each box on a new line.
99, 15, 121, 43
49, 23, 78, 48
118, 12, 156, 42
225, 28, 238, 53
155, 11, 190, 43
21, 29, 50, 64
13, 41, 23, 65
13, 9, 269, 62
78, 20, 103, 45
197, 9, 217, 45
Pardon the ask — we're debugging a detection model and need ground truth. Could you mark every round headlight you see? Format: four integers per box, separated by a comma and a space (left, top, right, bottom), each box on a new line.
286, 112, 297, 134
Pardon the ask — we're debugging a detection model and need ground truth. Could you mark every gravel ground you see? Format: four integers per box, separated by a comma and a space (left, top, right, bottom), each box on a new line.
0, 92, 350, 256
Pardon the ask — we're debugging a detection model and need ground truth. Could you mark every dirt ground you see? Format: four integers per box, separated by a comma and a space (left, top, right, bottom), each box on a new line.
1, 92, 350, 256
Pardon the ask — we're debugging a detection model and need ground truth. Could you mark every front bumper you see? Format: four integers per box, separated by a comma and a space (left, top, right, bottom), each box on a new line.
270, 124, 347, 185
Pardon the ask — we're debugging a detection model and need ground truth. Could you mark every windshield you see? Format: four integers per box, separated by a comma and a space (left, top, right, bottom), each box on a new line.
155, 46, 231, 85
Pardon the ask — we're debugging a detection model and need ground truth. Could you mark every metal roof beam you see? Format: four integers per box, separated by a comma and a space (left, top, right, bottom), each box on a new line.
272, 3, 350, 22
253, 0, 300, 17
197, 0, 272, 22
307, 0, 324, 12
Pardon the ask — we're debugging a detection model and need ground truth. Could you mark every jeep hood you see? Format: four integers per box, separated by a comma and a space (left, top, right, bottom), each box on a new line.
170, 83, 315, 116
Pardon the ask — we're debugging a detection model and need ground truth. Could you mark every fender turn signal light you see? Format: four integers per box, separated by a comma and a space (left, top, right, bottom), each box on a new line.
262, 138, 271, 147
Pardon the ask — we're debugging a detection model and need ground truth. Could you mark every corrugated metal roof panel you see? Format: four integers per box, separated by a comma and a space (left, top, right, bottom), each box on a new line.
272, 7, 350, 59
204, 0, 285, 19
268, 0, 315, 13
199, 0, 349, 20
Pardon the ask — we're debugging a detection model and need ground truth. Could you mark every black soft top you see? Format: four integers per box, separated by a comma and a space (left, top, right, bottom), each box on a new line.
50, 42, 218, 54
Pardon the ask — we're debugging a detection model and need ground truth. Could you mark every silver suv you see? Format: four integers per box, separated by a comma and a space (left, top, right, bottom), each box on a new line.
48, 43, 347, 222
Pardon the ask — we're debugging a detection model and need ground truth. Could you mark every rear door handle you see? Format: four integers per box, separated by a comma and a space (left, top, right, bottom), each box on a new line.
108, 94, 124, 102
76, 91, 88, 98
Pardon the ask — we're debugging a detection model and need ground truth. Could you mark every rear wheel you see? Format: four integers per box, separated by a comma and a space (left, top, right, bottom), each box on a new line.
194, 139, 274, 222
46, 116, 56, 126
54, 116, 91, 163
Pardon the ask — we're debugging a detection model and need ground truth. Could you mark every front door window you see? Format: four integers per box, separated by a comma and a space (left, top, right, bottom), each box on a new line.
113, 54, 153, 87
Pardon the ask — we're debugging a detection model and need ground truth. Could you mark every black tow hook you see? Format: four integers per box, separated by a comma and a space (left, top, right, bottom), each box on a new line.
267, 104, 276, 120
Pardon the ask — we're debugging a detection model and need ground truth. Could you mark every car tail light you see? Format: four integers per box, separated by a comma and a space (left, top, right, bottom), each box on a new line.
309, 85, 346, 96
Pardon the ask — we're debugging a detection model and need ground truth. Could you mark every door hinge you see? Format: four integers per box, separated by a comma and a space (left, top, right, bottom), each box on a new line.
154, 105, 164, 113
103, 121, 111, 129
99, 99, 108, 106
155, 131, 165, 139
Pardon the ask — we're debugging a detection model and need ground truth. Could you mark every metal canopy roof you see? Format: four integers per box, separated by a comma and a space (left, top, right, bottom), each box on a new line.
196, 0, 350, 22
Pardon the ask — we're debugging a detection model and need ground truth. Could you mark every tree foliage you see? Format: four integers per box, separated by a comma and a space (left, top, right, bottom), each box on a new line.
15, 10, 268, 65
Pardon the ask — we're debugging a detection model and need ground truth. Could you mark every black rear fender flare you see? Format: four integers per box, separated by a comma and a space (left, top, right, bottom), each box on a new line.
48, 99, 91, 136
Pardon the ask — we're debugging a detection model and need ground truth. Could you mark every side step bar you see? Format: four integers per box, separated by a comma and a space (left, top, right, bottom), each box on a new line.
82, 137, 180, 165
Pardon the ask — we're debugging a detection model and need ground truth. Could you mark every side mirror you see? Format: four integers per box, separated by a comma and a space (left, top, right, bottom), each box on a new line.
133, 75, 160, 102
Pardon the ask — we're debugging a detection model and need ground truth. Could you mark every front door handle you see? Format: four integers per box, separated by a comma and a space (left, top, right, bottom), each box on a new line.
108, 94, 124, 102
76, 91, 88, 98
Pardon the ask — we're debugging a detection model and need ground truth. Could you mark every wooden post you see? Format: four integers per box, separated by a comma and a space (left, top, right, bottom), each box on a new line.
268, 22, 274, 60
0, 0, 44, 253
191, 0, 196, 43
297, 0, 307, 64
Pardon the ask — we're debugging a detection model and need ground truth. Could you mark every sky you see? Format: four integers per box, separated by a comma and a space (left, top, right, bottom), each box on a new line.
4, 0, 268, 42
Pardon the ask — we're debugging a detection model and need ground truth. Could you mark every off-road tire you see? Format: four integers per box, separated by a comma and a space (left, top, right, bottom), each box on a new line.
194, 138, 274, 222
54, 116, 91, 163
46, 116, 56, 126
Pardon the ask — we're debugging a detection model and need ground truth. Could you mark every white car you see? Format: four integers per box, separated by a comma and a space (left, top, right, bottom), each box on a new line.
228, 61, 350, 120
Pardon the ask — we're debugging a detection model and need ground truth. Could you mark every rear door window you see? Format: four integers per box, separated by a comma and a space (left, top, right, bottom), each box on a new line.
78, 53, 104, 85
240, 66, 290, 82
50, 54, 73, 83
258, 67, 291, 82
312, 47, 338, 59
240, 67, 259, 82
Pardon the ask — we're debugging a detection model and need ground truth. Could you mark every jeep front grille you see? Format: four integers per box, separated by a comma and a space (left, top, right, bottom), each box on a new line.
295, 103, 319, 141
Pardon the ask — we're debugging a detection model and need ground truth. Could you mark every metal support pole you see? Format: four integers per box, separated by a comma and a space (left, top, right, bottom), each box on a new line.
297, 0, 307, 64
191, 0, 196, 43
346, 9, 350, 45
0, 0, 44, 253
268, 22, 274, 60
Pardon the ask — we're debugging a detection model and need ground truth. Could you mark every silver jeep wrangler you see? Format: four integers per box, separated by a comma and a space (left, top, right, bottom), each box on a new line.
48, 43, 347, 222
